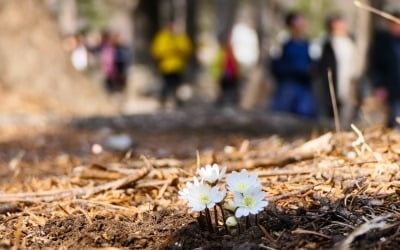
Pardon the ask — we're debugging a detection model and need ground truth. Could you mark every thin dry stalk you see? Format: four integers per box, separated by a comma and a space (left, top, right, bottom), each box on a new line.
11, 216, 23, 250
258, 223, 277, 245
196, 150, 201, 168
336, 214, 394, 250
268, 183, 323, 202
328, 69, 341, 133
77, 207, 93, 225
257, 169, 315, 177
156, 179, 171, 199
351, 124, 384, 162
292, 228, 331, 239
70, 199, 136, 212
57, 204, 71, 215
354, 1, 400, 24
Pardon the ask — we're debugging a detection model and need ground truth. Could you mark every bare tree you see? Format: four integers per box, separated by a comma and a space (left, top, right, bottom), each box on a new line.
132, 0, 161, 64
57, 0, 78, 35
215, 0, 239, 39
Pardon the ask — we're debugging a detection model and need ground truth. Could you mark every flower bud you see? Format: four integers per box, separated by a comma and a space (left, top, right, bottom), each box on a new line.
226, 216, 238, 227
223, 200, 237, 212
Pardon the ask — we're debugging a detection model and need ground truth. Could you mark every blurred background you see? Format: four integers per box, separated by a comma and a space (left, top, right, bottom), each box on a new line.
1, 0, 400, 126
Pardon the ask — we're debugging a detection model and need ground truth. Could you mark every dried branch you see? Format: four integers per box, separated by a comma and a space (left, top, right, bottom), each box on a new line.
0, 167, 149, 203
336, 214, 394, 250
227, 133, 333, 170
354, 1, 400, 24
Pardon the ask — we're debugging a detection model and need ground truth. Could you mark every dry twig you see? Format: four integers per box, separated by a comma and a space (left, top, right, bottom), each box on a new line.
354, 1, 400, 24
336, 214, 394, 250
328, 69, 341, 133
0, 167, 149, 202
228, 133, 332, 170
292, 228, 331, 239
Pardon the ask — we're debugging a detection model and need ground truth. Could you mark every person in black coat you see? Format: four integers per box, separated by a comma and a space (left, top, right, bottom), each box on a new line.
315, 14, 357, 127
369, 12, 400, 127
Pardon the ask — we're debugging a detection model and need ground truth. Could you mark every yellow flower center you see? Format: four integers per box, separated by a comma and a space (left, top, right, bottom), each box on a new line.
199, 194, 211, 204
243, 196, 255, 208
236, 182, 248, 192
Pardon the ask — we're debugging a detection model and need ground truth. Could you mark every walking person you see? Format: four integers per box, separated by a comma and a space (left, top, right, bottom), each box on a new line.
369, 11, 400, 127
151, 20, 192, 108
315, 14, 358, 128
270, 12, 316, 118
99, 32, 131, 94
212, 32, 240, 107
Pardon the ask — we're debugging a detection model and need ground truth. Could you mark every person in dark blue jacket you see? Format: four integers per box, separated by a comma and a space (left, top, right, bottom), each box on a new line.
369, 11, 400, 127
271, 12, 316, 118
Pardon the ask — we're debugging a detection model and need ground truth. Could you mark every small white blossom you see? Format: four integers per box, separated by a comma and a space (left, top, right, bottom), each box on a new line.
226, 216, 238, 227
179, 179, 226, 211
197, 164, 226, 184
233, 187, 268, 217
178, 177, 201, 200
226, 169, 260, 193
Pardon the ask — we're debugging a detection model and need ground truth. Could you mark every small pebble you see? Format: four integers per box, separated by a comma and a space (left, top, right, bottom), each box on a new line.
346, 151, 357, 159
91, 144, 103, 154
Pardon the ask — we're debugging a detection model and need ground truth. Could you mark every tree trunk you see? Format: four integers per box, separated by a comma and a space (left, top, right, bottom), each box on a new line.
215, 0, 238, 38
185, 0, 197, 42
0, 0, 109, 115
184, 0, 198, 80
57, 0, 78, 35
354, 0, 378, 78
132, 0, 161, 64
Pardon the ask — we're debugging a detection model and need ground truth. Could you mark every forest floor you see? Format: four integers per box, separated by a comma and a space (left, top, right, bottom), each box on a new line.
0, 108, 400, 249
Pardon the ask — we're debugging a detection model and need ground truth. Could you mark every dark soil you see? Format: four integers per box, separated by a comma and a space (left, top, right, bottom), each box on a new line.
27, 210, 193, 249
22, 196, 400, 249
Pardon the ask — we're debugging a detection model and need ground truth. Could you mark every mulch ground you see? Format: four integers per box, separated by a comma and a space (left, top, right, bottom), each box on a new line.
0, 113, 399, 249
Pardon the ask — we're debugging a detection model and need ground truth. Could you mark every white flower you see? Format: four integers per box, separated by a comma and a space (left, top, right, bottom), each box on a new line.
226, 169, 261, 193
197, 164, 226, 184
234, 187, 268, 217
178, 177, 201, 200
179, 178, 226, 211
226, 216, 238, 227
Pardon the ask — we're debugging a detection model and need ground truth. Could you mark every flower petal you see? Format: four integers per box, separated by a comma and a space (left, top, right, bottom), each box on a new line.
235, 207, 249, 217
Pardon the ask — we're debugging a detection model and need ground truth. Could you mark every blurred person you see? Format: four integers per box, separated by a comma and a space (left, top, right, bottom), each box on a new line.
211, 32, 240, 107
270, 12, 316, 118
63, 34, 89, 71
369, 11, 400, 127
99, 32, 116, 92
231, 23, 260, 67
99, 32, 131, 93
71, 34, 89, 71
151, 20, 192, 108
85, 30, 103, 69
315, 14, 358, 128
113, 33, 131, 92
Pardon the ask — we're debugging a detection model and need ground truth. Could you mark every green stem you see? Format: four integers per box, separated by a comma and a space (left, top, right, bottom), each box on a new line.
205, 207, 214, 233
214, 207, 218, 229
218, 204, 228, 232
238, 217, 242, 234
198, 211, 206, 230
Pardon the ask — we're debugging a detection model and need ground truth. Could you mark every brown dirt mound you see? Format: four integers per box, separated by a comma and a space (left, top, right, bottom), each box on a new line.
0, 1, 112, 115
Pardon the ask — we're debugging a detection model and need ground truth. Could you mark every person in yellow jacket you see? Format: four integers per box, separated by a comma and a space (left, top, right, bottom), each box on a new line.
151, 21, 192, 107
